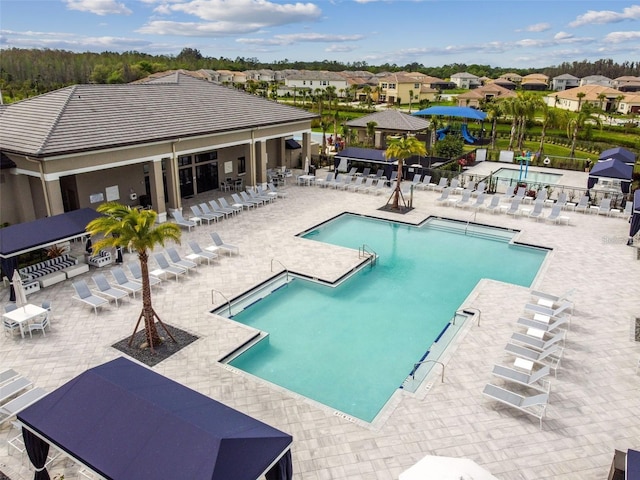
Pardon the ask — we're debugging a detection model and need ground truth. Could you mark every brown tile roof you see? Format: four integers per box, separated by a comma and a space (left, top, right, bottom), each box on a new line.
551, 84, 623, 101
344, 109, 429, 131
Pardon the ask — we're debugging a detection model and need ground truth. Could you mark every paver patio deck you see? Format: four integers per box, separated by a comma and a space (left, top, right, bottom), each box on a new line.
1, 165, 639, 479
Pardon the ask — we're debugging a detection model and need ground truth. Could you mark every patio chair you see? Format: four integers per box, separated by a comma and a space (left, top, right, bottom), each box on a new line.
92, 273, 129, 306
504, 342, 563, 377
267, 182, 288, 198
72, 280, 109, 315
517, 315, 570, 334
415, 175, 431, 190
500, 185, 516, 202
210, 232, 239, 256
433, 177, 448, 192
491, 364, 551, 392
453, 189, 473, 208
595, 198, 613, 216
482, 383, 548, 430
127, 262, 162, 288
327, 174, 343, 189
356, 177, 375, 193
249, 187, 273, 204
530, 288, 575, 312
572, 195, 589, 213
450, 178, 463, 194
367, 180, 390, 195
200, 202, 227, 220
0, 388, 48, 426
231, 193, 255, 210
27, 312, 50, 338
505, 197, 522, 216
169, 209, 197, 231
435, 187, 451, 205
471, 193, 486, 211
209, 199, 236, 217
347, 177, 365, 192
0, 376, 32, 404
471, 181, 486, 197
360, 167, 371, 178
483, 195, 501, 214
110, 267, 143, 298
242, 190, 266, 206
166, 247, 198, 273
190, 204, 219, 225
0, 369, 20, 385
528, 202, 544, 221
188, 240, 218, 265
544, 204, 569, 224
524, 301, 572, 319
152, 252, 187, 281
316, 172, 333, 188
219, 197, 243, 214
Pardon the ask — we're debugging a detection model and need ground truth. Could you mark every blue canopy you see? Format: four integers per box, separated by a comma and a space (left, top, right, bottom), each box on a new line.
587, 158, 633, 193
598, 147, 636, 165
18, 357, 293, 480
0, 208, 101, 258
630, 190, 640, 242
412, 106, 487, 121
334, 147, 388, 163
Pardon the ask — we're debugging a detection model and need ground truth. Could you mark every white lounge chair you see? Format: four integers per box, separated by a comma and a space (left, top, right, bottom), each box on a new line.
210, 232, 239, 256
356, 177, 375, 192
316, 173, 333, 188
433, 177, 448, 192
188, 240, 218, 265
0, 387, 48, 426
0, 376, 33, 404
267, 182, 288, 198
528, 202, 544, 221
453, 189, 473, 208
0, 369, 20, 385
544, 204, 570, 224
510, 330, 566, 350
209, 199, 235, 217
249, 187, 273, 204
72, 280, 109, 315
127, 262, 162, 288
524, 301, 572, 319
482, 383, 548, 429
190, 204, 218, 225
170, 209, 197, 231
517, 316, 570, 334
219, 197, 243, 214
595, 198, 613, 216
166, 247, 197, 272
110, 267, 143, 298
483, 195, 501, 213
450, 178, 462, 194
92, 273, 129, 306
241, 190, 265, 206
572, 195, 589, 213
200, 202, 227, 221
152, 252, 187, 280
504, 342, 563, 376
501, 185, 515, 202
231, 193, 255, 210
470, 193, 486, 210
347, 177, 365, 192
491, 364, 551, 392
505, 197, 522, 216
530, 289, 574, 312
416, 175, 431, 190
472, 181, 486, 197
435, 187, 451, 205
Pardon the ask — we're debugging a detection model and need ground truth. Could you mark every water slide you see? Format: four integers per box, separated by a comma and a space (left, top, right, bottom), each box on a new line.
461, 124, 477, 144
436, 125, 450, 141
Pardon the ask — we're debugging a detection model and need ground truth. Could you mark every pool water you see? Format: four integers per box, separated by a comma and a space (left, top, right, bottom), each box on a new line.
228, 215, 548, 422
494, 167, 562, 185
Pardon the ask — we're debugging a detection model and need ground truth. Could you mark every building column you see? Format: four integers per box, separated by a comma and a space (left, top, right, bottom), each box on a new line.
149, 159, 165, 215
278, 138, 286, 167
302, 132, 312, 169
45, 178, 65, 216
244, 143, 255, 188
13, 174, 36, 221
166, 154, 180, 210
255, 140, 268, 184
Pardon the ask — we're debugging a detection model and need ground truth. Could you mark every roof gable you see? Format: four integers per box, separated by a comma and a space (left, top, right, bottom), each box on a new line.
345, 110, 429, 131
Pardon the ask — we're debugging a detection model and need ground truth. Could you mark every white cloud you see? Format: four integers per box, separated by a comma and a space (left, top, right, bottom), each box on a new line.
137, 20, 263, 36
0, 29, 150, 51
569, 5, 640, 27
604, 31, 640, 43
554, 31, 574, 40
525, 22, 551, 33
65, 0, 132, 15
237, 32, 364, 46
325, 44, 358, 53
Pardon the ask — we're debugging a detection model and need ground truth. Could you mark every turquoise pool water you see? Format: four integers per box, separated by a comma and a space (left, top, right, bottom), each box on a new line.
494, 167, 562, 185
228, 215, 548, 422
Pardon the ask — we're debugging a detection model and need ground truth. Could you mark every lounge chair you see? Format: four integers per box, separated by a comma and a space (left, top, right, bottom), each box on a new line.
346, 167, 357, 178
482, 383, 548, 429
367, 180, 389, 195
572, 195, 589, 213
530, 288, 575, 312
110, 267, 143, 298
491, 364, 551, 392
231, 193, 255, 210
471, 181, 486, 197
267, 182, 288, 198
347, 176, 365, 192
517, 315, 570, 334
316, 172, 333, 188
210, 232, 239, 256
241, 190, 264, 206
505, 198, 522, 216
360, 167, 371, 178
200, 202, 227, 221
188, 240, 218, 265
92, 273, 129, 306
528, 202, 544, 221
465, 178, 476, 192
483, 195, 501, 213
219, 197, 243, 214
127, 262, 162, 288
614, 201, 633, 219
0, 369, 20, 385
327, 174, 343, 189
524, 301, 572, 319
504, 342, 563, 376
450, 178, 462, 194
416, 175, 431, 190
170, 209, 197, 231
410, 174, 422, 187
500, 185, 515, 202
435, 187, 451, 205
72, 280, 109, 315
433, 177, 448, 192
165, 247, 197, 273
511, 330, 566, 350
356, 177, 375, 192
544, 204, 570, 224
209, 199, 235, 217
190, 204, 219, 225
453, 189, 473, 208
0, 376, 33, 404
595, 198, 612, 216
470, 193, 486, 210
0, 387, 48, 426
152, 252, 187, 281
248, 187, 273, 204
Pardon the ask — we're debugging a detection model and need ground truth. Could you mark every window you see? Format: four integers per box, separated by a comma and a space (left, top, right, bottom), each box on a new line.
238, 156, 246, 174
381, 83, 388, 88
389, 83, 396, 89
178, 155, 192, 166
414, 83, 420, 89
196, 151, 217, 163
302, 80, 306, 85
309, 81, 313, 85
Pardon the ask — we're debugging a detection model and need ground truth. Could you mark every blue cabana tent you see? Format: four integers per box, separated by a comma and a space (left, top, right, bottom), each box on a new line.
412, 106, 487, 121
629, 190, 640, 244
598, 147, 636, 166
18, 357, 293, 480
587, 158, 633, 193
333, 147, 395, 177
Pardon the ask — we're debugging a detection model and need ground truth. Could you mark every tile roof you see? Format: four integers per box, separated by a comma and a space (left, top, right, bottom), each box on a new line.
0, 73, 317, 157
344, 110, 429, 131
551, 84, 623, 101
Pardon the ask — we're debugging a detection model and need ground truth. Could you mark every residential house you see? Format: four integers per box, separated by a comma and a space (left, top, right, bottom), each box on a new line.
491, 78, 517, 90
617, 93, 640, 114
215, 70, 247, 85
497, 72, 522, 84
579, 75, 612, 87
0, 72, 316, 225
613, 76, 640, 93
456, 84, 517, 108
377, 73, 438, 106
450, 72, 481, 89
521, 73, 549, 91
244, 69, 277, 83
283, 71, 349, 96
551, 74, 580, 91
544, 85, 623, 112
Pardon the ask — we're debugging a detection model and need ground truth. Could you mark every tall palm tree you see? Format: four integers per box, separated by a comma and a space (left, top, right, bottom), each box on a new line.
408, 89, 414, 113
362, 85, 372, 107
567, 103, 602, 158
502, 97, 521, 151
597, 92, 607, 111
485, 100, 503, 150
537, 102, 558, 157
576, 91, 586, 112
516, 93, 540, 150
384, 136, 427, 210
86, 203, 181, 352
366, 121, 377, 147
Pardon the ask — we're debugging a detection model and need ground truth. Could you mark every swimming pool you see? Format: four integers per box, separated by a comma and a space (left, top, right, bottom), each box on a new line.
494, 167, 562, 185
222, 215, 548, 423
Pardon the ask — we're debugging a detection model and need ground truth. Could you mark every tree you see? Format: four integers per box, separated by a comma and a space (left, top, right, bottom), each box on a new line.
567, 103, 602, 158
86, 203, 182, 352
537, 102, 558, 157
597, 92, 607, 111
384, 136, 427, 209
366, 121, 377, 147
484, 100, 503, 150
408, 89, 414, 113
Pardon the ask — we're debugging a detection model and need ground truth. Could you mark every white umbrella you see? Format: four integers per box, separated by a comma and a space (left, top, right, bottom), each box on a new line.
304, 156, 310, 174
399, 455, 498, 480
11, 269, 28, 310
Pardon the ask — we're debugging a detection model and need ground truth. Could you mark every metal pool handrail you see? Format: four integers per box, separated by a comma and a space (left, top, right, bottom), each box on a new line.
211, 289, 232, 316
359, 244, 377, 266
412, 360, 445, 383
270, 258, 289, 282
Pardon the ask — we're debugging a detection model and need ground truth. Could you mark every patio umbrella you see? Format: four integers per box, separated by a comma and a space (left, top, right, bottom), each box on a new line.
399, 455, 498, 480
304, 156, 310, 174
11, 269, 28, 310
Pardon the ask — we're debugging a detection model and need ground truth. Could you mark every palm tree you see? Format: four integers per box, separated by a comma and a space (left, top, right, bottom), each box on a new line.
567, 103, 602, 158
576, 91, 586, 112
485, 100, 503, 150
537, 102, 558, 157
516, 93, 540, 150
597, 92, 607, 111
366, 121, 377, 147
408, 89, 414, 113
384, 136, 427, 210
86, 203, 181, 352
502, 97, 521, 151
362, 85, 372, 107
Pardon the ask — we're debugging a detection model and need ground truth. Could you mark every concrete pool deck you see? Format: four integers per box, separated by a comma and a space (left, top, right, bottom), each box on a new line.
1, 165, 639, 479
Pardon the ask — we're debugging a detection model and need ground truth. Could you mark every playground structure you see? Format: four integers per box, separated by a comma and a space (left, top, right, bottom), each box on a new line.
413, 106, 487, 146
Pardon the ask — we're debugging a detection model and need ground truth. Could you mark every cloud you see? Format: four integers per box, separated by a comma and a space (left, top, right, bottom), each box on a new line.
554, 31, 574, 40
604, 31, 640, 43
138, 20, 263, 36
0, 29, 150, 51
237, 32, 364, 46
325, 44, 358, 53
64, 0, 132, 15
569, 5, 640, 27
525, 22, 551, 33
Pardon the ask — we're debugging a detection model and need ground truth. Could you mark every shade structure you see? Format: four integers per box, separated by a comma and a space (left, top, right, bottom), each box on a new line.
0, 208, 101, 259
630, 190, 640, 242
399, 455, 498, 480
18, 357, 293, 480
11, 269, 27, 309
587, 158, 633, 193
598, 147, 636, 165
412, 106, 487, 121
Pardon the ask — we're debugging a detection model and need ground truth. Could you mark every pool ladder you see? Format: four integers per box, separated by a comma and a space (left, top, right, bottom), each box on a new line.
270, 258, 289, 281
465, 211, 477, 235
359, 244, 377, 267
211, 289, 232, 316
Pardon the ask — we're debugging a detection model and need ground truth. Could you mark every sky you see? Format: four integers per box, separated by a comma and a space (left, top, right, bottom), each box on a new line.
1, 0, 640, 69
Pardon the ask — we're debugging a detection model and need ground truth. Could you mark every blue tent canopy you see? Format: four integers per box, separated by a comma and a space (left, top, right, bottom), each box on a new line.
630, 190, 640, 242
412, 106, 487, 121
18, 357, 293, 480
587, 158, 633, 193
0, 208, 101, 258
598, 147, 636, 165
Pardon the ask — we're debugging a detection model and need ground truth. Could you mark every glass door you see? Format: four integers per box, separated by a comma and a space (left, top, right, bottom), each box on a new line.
179, 167, 194, 197
196, 162, 218, 194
